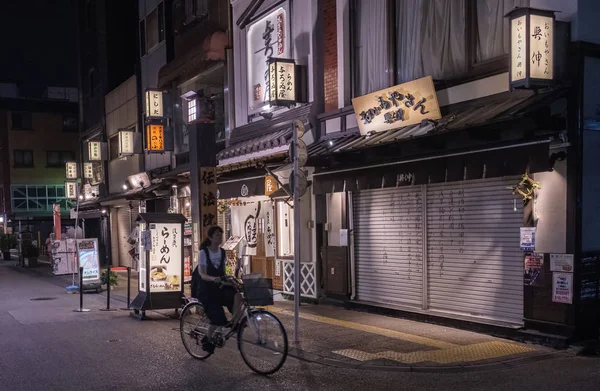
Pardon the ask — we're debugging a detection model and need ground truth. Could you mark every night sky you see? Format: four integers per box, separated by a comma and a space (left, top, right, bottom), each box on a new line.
0, 0, 78, 96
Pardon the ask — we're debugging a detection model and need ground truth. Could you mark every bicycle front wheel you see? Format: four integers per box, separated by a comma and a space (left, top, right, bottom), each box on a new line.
237, 310, 288, 375
180, 302, 212, 360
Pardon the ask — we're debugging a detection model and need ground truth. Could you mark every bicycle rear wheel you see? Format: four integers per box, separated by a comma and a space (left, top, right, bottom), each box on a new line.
180, 302, 212, 360
237, 310, 288, 375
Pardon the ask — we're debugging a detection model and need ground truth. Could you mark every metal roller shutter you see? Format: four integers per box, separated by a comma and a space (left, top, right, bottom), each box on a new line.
426, 177, 523, 325
353, 186, 425, 308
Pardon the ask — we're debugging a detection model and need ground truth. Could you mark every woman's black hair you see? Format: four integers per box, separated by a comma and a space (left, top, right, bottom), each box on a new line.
201, 225, 224, 248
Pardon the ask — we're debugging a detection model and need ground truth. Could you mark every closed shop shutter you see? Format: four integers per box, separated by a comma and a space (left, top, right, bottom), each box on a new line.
426, 177, 523, 325
353, 186, 425, 308
352, 176, 524, 326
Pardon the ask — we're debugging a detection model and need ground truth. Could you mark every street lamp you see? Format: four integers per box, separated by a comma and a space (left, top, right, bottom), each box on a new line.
506, 7, 556, 90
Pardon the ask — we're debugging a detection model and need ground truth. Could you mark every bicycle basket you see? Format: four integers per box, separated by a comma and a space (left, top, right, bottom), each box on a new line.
242, 274, 274, 306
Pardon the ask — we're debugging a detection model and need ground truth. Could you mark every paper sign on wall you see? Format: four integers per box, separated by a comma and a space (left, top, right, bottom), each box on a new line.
552, 272, 573, 304
550, 254, 574, 272
520, 227, 536, 251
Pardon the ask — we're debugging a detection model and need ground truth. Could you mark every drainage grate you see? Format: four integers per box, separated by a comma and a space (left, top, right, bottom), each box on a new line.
107, 339, 120, 343
30, 297, 57, 301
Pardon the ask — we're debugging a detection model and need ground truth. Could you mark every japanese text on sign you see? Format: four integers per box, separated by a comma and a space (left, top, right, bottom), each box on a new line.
149, 223, 182, 292
246, 6, 290, 114
511, 15, 527, 81
199, 167, 218, 239
65, 162, 77, 179
351, 76, 441, 136
83, 163, 94, 179
529, 14, 553, 80
88, 141, 102, 161
146, 124, 165, 152
145, 90, 164, 118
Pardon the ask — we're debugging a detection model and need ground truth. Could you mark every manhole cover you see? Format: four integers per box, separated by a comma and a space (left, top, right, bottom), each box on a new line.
30, 297, 57, 301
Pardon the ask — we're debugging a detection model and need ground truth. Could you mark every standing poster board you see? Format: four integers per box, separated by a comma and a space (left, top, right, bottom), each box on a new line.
130, 213, 186, 319
77, 238, 101, 291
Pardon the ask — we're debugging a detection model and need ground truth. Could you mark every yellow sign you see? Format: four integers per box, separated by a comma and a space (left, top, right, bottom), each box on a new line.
265, 175, 278, 196
351, 76, 441, 135
146, 124, 165, 152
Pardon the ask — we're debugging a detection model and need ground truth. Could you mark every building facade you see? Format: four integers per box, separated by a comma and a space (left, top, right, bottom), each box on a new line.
0, 85, 79, 240
76, 0, 139, 266
305, 0, 600, 339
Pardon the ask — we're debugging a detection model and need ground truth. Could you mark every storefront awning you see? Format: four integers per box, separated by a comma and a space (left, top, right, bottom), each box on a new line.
99, 181, 175, 206
217, 103, 313, 169
218, 176, 266, 199
308, 88, 566, 168
313, 139, 551, 195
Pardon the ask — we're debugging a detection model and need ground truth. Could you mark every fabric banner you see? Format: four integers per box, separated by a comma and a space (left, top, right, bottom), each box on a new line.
230, 200, 275, 257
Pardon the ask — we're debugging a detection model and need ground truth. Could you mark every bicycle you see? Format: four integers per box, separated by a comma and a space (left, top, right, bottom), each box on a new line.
179, 274, 289, 375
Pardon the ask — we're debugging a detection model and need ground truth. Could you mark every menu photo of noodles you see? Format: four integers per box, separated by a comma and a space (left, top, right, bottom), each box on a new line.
148, 223, 183, 292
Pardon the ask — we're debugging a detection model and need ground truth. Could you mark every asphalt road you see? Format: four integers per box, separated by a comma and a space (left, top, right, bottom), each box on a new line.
1, 262, 599, 391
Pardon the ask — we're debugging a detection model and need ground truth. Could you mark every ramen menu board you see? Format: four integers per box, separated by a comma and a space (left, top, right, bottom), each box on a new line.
148, 223, 182, 292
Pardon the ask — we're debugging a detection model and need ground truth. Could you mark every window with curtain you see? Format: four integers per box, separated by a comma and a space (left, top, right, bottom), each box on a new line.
354, 0, 390, 96
396, 0, 468, 83
475, 0, 529, 63
354, 0, 529, 92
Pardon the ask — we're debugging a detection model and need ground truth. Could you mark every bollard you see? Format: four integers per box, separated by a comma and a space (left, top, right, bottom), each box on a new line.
73, 267, 90, 312
121, 266, 132, 311
100, 264, 117, 312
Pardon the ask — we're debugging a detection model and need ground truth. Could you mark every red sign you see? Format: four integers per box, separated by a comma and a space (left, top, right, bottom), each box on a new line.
277, 14, 285, 55
184, 255, 191, 282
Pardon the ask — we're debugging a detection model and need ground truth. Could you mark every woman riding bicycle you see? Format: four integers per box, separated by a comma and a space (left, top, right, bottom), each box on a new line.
194, 225, 242, 353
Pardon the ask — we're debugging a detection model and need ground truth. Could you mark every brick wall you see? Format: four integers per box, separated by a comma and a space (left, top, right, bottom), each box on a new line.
323, 0, 338, 113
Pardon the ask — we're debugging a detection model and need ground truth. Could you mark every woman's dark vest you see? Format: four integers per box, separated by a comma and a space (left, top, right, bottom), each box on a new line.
192, 247, 225, 298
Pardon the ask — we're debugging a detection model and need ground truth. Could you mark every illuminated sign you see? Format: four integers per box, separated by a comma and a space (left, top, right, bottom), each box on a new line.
146, 124, 165, 152
145, 89, 164, 118
118, 129, 135, 156
65, 162, 78, 179
268, 58, 296, 107
351, 76, 441, 135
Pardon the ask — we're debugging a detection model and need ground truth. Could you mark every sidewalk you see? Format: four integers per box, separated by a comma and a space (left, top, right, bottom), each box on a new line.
12, 262, 565, 372
268, 301, 561, 372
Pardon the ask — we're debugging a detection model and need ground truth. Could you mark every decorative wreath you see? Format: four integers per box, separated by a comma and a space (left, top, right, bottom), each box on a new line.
511, 173, 541, 206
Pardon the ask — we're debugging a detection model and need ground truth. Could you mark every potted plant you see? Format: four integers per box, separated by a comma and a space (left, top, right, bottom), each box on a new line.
1, 235, 16, 261
22, 244, 39, 267
101, 270, 119, 290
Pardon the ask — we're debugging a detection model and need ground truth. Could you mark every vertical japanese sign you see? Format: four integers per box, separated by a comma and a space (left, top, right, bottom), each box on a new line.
351, 76, 441, 135
199, 167, 218, 240
88, 141, 102, 161
529, 14, 553, 80
145, 90, 164, 118
264, 175, 278, 196
246, 5, 290, 115
83, 163, 94, 179
65, 162, 78, 180
148, 223, 182, 292
118, 130, 135, 156
146, 124, 165, 152
510, 15, 527, 82
65, 181, 78, 200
